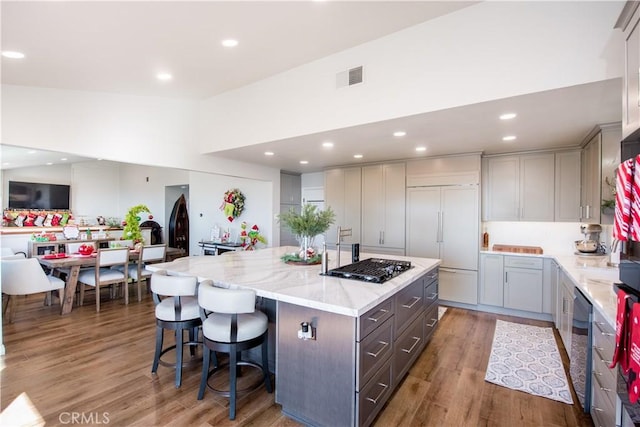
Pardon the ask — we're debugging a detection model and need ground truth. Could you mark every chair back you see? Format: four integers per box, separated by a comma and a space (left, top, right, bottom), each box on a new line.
1, 258, 64, 295
97, 247, 129, 267
198, 281, 256, 315
1, 247, 15, 257
141, 244, 166, 263
150, 271, 197, 297
66, 241, 96, 254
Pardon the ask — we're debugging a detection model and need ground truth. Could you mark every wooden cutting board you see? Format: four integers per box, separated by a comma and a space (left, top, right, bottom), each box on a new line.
491, 244, 543, 254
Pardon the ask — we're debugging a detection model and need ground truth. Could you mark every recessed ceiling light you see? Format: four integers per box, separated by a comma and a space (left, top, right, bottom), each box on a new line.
61, 158, 68, 161
502, 135, 517, 141
264, 151, 274, 156
499, 113, 517, 120
393, 131, 407, 137
2, 51, 25, 59
300, 160, 309, 165
157, 73, 173, 81
322, 142, 334, 148
221, 39, 239, 48
46, 162, 53, 166
3, 162, 10, 166
415, 146, 427, 152
27, 150, 37, 154
353, 154, 363, 159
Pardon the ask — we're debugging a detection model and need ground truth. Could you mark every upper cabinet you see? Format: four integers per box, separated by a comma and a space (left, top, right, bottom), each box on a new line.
618, 2, 640, 140
482, 153, 555, 221
580, 132, 602, 223
280, 173, 302, 205
555, 151, 582, 222
324, 167, 361, 247
361, 163, 406, 252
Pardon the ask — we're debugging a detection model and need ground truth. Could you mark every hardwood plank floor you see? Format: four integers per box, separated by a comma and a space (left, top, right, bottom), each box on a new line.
1, 292, 594, 426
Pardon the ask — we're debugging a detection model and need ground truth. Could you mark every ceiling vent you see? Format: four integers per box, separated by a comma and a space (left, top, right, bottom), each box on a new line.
336, 66, 364, 88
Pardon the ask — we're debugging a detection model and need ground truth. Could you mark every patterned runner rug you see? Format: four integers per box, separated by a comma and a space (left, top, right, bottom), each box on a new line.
438, 306, 447, 320
484, 320, 573, 404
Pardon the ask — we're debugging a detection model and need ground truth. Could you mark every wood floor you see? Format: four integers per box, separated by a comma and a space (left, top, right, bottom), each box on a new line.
1, 290, 594, 427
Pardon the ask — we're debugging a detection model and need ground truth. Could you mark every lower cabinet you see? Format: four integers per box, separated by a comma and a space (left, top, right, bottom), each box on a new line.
479, 254, 544, 313
557, 270, 574, 353
276, 267, 439, 427
439, 268, 477, 305
591, 308, 617, 427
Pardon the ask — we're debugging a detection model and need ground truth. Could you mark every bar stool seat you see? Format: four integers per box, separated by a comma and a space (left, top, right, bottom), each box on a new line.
197, 281, 272, 420
151, 270, 201, 388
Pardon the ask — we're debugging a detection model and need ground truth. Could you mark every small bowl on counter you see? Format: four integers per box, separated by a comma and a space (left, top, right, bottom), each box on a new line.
575, 240, 598, 253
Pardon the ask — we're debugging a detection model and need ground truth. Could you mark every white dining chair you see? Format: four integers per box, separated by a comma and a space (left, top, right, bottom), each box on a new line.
1, 257, 65, 322
78, 247, 129, 312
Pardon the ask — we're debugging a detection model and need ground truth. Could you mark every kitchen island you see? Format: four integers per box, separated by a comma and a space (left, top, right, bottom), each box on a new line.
148, 246, 441, 427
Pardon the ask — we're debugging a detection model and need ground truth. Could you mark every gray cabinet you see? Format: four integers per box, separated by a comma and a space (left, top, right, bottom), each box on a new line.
280, 173, 302, 246
558, 270, 574, 352
620, 2, 640, 139
504, 256, 543, 312
324, 167, 361, 247
554, 151, 581, 222
479, 253, 504, 306
483, 153, 555, 221
591, 308, 616, 427
276, 268, 438, 427
479, 254, 545, 314
361, 163, 405, 252
581, 132, 602, 223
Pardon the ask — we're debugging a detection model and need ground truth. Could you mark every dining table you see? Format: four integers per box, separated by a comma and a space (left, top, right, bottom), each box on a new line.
37, 246, 186, 314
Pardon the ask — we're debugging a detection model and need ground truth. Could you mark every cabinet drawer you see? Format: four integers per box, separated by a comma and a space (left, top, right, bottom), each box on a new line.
424, 279, 438, 310
504, 256, 543, 269
393, 314, 424, 385
359, 298, 394, 341
593, 310, 615, 358
424, 268, 438, 286
591, 377, 616, 427
358, 316, 393, 390
592, 346, 616, 408
358, 358, 392, 427
424, 303, 439, 343
395, 278, 424, 335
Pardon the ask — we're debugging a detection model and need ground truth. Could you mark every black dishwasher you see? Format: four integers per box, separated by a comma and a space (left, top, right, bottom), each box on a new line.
570, 287, 593, 413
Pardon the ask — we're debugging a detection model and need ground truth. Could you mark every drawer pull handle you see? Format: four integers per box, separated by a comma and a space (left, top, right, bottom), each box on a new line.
426, 318, 437, 327
366, 341, 389, 358
365, 382, 389, 405
427, 292, 438, 300
367, 309, 389, 323
593, 407, 604, 412
402, 336, 421, 354
594, 321, 614, 336
600, 386, 612, 392
593, 371, 602, 377
601, 359, 612, 366
402, 296, 421, 309
600, 331, 614, 337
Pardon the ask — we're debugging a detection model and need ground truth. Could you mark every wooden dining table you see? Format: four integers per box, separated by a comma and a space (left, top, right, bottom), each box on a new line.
37, 246, 186, 314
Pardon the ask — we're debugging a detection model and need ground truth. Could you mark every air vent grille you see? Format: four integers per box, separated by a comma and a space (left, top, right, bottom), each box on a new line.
348, 66, 363, 85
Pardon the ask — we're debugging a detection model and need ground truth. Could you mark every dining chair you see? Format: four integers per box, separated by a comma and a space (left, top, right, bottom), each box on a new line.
65, 241, 96, 254
78, 247, 129, 312
1, 257, 65, 322
150, 270, 201, 388
115, 244, 166, 302
197, 281, 272, 420
1, 247, 27, 259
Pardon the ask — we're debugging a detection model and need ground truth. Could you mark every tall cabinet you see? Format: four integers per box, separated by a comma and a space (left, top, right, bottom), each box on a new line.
405, 155, 481, 305
280, 173, 302, 246
324, 167, 361, 247
361, 163, 406, 255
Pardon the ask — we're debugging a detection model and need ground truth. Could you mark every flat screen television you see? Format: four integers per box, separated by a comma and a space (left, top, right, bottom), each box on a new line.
8, 181, 71, 210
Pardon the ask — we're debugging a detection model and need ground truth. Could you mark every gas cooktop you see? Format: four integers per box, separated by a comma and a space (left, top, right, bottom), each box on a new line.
325, 258, 412, 284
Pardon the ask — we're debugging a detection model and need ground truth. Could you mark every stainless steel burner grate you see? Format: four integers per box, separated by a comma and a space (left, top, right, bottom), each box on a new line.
325, 258, 412, 283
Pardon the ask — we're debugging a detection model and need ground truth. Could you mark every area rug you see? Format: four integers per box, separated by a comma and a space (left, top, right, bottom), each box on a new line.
438, 306, 447, 320
484, 320, 573, 404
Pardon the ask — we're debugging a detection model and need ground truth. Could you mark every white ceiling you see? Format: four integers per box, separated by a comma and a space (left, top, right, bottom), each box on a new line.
0, 1, 623, 173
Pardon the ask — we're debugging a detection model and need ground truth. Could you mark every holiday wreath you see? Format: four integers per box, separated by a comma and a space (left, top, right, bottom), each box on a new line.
220, 188, 245, 222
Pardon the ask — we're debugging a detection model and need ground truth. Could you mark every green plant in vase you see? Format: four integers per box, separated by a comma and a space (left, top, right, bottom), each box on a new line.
278, 204, 335, 263
122, 204, 151, 245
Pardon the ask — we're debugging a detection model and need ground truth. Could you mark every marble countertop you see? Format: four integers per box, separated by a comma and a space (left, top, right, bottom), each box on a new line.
482, 250, 619, 328
147, 246, 441, 317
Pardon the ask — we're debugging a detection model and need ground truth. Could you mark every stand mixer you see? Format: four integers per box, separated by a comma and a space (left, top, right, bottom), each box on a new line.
575, 223, 606, 256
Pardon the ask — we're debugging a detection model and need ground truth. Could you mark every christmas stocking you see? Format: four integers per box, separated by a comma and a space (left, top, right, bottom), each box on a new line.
611, 289, 632, 373
628, 302, 640, 403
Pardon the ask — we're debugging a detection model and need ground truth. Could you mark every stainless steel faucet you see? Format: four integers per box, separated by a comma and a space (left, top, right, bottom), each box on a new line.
335, 226, 352, 268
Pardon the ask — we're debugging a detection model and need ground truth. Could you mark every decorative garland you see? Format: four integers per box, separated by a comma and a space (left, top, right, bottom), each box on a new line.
220, 188, 245, 222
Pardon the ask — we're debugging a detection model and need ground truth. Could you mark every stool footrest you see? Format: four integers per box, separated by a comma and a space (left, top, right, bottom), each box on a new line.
205, 361, 268, 397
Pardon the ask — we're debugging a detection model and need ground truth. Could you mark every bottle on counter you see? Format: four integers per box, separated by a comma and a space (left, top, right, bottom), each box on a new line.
482, 228, 489, 249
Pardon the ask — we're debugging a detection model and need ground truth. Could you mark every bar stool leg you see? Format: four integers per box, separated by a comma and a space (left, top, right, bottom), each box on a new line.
262, 334, 273, 393
197, 347, 210, 400
152, 326, 163, 373
175, 329, 184, 388
229, 344, 238, 420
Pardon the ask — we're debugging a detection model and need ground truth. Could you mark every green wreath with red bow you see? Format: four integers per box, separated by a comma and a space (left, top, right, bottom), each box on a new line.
220, 188, 245, 222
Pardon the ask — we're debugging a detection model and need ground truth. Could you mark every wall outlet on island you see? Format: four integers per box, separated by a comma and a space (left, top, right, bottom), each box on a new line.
298, 322, 315, 340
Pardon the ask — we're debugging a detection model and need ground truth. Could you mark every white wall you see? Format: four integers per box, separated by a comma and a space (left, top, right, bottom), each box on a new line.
188, 171, 274, 255
199, 1, 624, 151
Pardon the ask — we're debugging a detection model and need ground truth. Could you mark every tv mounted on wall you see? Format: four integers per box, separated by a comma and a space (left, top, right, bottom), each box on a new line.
8, 181, 71, 210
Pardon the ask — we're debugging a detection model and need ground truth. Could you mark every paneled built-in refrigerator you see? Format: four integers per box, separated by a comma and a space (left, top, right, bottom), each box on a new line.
406, 185, 479, 304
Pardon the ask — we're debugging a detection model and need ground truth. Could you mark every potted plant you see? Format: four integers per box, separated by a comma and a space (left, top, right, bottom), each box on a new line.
278, 204, 335, 263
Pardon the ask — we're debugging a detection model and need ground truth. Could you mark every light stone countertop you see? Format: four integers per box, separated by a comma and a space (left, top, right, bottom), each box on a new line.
482, 250, 619, 328
147, 246, 441, 317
